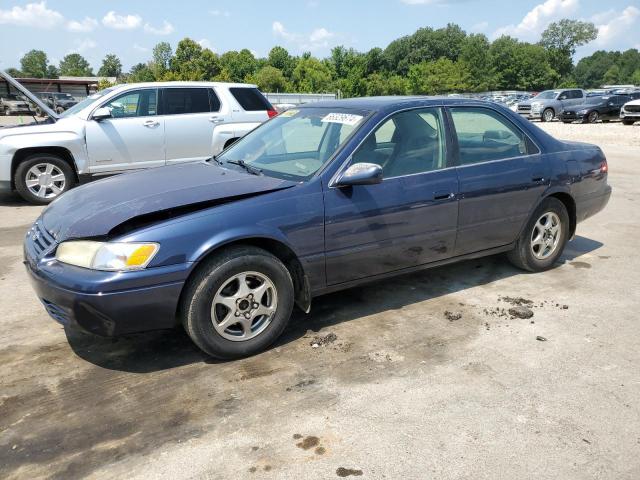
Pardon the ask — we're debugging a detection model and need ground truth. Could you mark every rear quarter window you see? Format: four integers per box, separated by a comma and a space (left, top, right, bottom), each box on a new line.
229, 88, 273, 111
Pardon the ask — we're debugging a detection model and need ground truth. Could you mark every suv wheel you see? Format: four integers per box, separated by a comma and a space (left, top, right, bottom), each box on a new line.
181, 246, 294, 359
14, 154, 76, 205
541, 108, 554, 122
507, 197, 569, 272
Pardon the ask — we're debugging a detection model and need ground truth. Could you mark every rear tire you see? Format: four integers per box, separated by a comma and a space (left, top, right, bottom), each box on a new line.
181, 246, 294, 359
14, 154, 76, 205
623, 120, 635, 126
507, 197, 570, 272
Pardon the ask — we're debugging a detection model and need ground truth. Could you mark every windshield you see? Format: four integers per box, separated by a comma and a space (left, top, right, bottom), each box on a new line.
60, 87, 117, 117
535, 90, 559, 100
216, 107, 369, 181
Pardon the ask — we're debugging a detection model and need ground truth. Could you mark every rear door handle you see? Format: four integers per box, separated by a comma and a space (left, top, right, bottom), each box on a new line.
209, 116, 224, 123
433, 191, 455, 201
143, 120, 159, 127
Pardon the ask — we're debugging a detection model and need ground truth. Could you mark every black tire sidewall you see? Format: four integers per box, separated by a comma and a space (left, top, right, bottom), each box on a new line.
183, 248, 294, 359
14, 154, 75, 205
518, 198, 570, 271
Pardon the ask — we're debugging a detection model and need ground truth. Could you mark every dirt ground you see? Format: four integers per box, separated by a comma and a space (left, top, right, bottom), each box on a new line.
0, 121, 639, 480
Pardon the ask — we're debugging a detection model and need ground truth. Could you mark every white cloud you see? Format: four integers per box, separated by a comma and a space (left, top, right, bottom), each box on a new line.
66, 17, 98, 33
143, 20, 174, 35
0, 1, 63, 28
197, 39, 216, 52
209, 9, 231, 17
68, 38, 97, 54
593, 6, 639, 46
273, 21, 337, 50
102, 11, 142, 30
492, 0, 578, 40
133, 44, 149, 52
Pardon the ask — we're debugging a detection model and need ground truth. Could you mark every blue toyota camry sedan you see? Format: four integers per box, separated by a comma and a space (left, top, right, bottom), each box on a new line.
24, 97, 611, 358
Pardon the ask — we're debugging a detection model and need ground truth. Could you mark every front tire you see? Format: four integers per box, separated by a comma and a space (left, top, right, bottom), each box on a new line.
181, 246, 294, 359
541, 108, 554, 122
586, 111, 599, 123
507, 197, 570, 272
14, 154, 76, 205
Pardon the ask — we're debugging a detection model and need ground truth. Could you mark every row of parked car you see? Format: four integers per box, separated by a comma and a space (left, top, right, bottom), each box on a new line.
512, 88, 640, 124
0, 91, 78, 116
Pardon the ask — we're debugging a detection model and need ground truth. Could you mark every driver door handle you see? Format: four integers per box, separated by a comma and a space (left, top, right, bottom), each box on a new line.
143, 120, 159, 128
209, 116, 224, 123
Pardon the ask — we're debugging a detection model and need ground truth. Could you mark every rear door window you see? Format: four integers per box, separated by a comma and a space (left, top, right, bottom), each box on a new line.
162, 88, 211, 115
229, 88, 273, 111
449, 107, 538, 165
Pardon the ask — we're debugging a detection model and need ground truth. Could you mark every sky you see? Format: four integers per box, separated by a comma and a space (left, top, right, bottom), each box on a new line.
0, 0, 638, 71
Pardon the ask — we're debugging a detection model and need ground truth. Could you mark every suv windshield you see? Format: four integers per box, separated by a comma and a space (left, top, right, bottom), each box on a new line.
535, 90, 559, 100
59, 87, 117, 117
216, 107, 369, 181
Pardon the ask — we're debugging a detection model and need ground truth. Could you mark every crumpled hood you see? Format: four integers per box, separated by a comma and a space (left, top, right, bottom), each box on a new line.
42, 162, 296, 241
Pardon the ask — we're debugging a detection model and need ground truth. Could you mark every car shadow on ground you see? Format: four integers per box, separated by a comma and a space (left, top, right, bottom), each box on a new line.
64, 235, 603, 373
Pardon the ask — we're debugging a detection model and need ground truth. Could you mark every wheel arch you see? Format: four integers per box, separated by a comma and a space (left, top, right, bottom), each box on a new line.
179, 236, 311, 317
548, 191, 576, 239
11, 146, 79, 188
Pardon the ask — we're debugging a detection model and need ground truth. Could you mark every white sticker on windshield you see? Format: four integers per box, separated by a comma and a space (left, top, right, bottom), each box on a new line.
321, 112, 364, 126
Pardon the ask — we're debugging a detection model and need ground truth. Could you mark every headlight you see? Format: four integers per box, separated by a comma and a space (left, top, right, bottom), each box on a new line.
55, 241, 159, 271
577, 110, 588, 115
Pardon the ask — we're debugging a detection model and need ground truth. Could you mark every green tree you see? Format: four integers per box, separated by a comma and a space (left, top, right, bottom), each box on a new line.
97, 54, 123, 78
632, 69, 640, 85
20, 50, 48, 78
540, 19, 598, 78
248, 65, 290, 92
603, 64, 621, 84
151, 42, 173, 78
490, 36, 559, 90
170, 38, 220, 80
219, 49, 258, 83
127, 63, 155, 82
459, 34, 494, 91
292, 57, 333, 92
46, 65, 59, 79
267, 46, 295, 78
59, 53, 93, 76
408, 58, 471, 94
5, 67, 23, 77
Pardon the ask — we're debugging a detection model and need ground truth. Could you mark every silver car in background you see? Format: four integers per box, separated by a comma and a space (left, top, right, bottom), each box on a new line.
0, 70, 277, 204
517, 89, 586, 122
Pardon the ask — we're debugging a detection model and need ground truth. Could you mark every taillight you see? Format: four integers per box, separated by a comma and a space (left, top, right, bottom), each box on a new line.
267, 109, 278, 118
601, 159, 608, 173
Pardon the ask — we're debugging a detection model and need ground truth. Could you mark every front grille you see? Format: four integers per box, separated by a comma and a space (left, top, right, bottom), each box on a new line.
625, 105, 640, 113
26, 222, 56, 259
42, 299, 70, 325
518, 105, 531, 112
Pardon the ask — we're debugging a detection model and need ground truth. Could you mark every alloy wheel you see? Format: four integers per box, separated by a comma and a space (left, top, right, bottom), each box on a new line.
211, 271, 278, 341
530, 212, 561, 260
25, 163, 66, 199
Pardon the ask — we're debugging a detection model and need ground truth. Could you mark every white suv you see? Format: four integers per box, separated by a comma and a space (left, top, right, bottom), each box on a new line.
0, 73, 277, 204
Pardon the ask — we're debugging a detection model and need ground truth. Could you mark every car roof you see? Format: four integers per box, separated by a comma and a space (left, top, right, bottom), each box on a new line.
295, 96, 499, 112
109, 81, 259, 92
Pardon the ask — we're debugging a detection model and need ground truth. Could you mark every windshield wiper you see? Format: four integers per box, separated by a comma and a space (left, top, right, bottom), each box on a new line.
226, 159, 263, 176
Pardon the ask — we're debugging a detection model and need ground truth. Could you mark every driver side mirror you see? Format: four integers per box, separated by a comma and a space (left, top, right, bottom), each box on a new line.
335, 162, 383, 187
558, 95, 567, 100
92, 107, 112, 121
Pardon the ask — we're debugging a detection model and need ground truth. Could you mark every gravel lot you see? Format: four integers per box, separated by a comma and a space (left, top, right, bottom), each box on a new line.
0, 121, 639, 480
